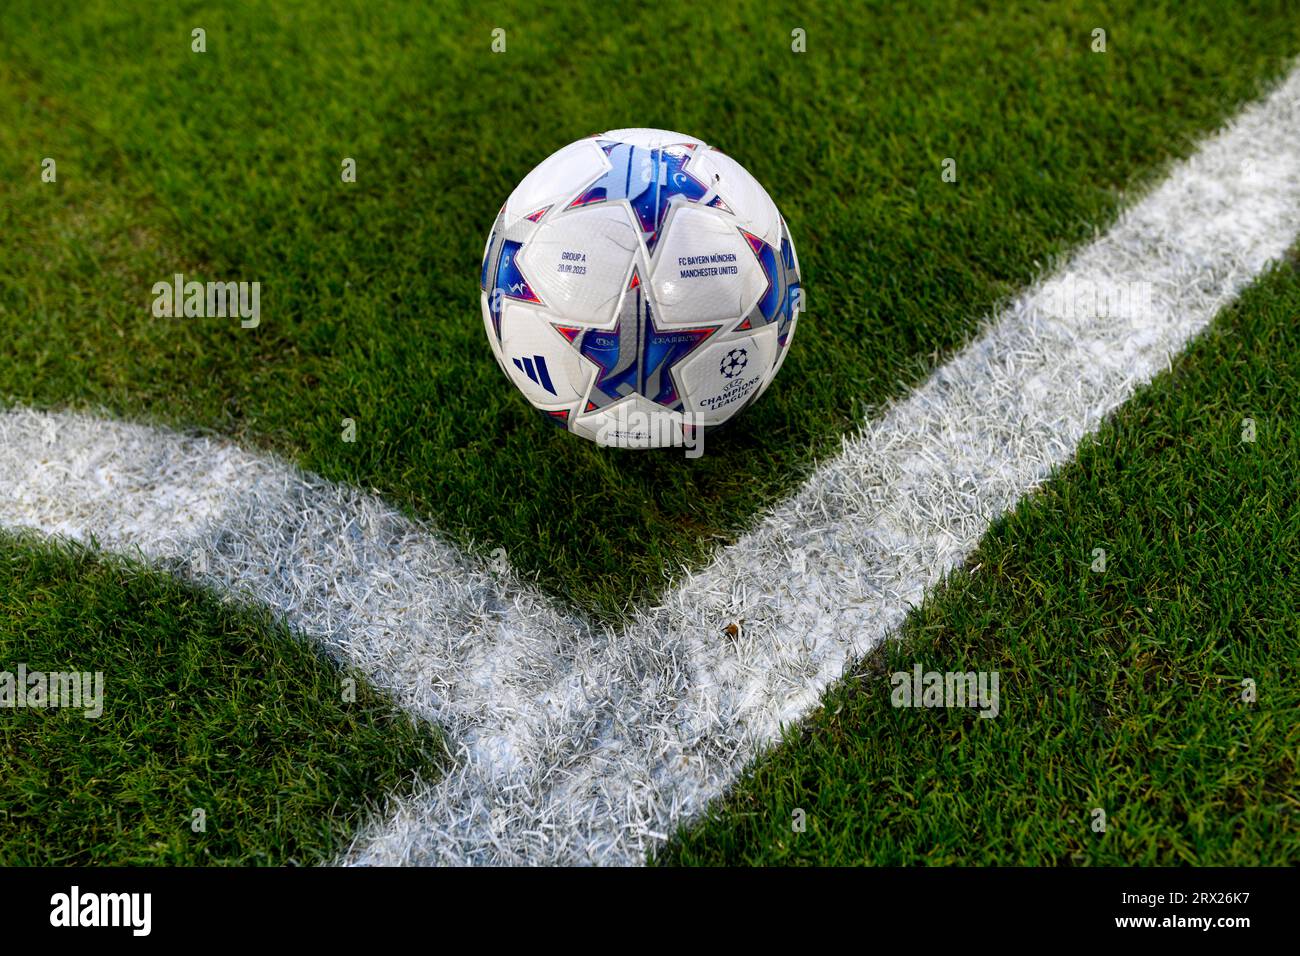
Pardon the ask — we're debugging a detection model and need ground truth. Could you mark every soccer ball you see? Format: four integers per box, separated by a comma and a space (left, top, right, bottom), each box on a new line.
479, 128, 802, 448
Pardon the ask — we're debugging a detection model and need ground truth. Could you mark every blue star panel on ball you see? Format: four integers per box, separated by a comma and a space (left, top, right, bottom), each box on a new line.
478, 128, 803, 448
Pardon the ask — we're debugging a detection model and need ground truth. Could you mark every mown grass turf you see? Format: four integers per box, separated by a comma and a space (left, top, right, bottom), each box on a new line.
2, 1, 1299, 619
658, 253, 1300, 866
0, 535, 445, 865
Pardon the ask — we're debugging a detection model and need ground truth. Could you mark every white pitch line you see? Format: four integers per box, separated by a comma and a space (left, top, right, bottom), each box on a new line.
342, 64, 1300, 864
3, 64, 1300, 865
0, 408, 591, 736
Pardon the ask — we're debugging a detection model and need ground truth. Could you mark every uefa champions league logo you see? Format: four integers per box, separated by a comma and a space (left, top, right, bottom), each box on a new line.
720, 348, 748, 379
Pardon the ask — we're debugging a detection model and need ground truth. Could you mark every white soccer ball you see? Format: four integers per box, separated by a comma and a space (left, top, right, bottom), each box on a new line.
479, 127, 802, 448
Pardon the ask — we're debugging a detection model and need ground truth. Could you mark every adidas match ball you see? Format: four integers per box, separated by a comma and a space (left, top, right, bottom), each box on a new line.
480, 128, 802, 448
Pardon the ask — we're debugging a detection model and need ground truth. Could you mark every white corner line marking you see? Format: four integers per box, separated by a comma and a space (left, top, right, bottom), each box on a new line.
2, 64, 1299, 864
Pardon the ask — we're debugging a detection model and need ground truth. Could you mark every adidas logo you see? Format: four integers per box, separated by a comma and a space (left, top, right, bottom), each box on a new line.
512, 354, 556, 395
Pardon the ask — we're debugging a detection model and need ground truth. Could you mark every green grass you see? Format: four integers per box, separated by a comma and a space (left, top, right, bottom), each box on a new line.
2, 1, 1298, 867
0, 534, 445, 865
2, 1, 1299, 619
657, 253, 1300, 866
